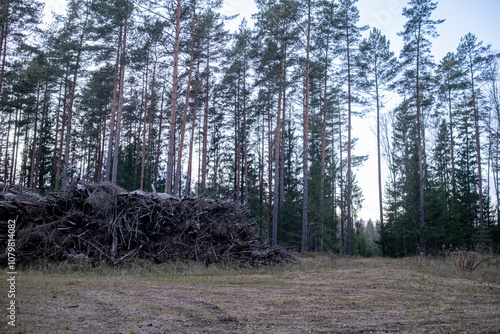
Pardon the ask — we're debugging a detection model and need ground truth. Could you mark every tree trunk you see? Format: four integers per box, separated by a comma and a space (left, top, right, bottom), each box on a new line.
35, 87, 49, 187
29, 86, 40, 188
105, 25, 122, 182
3, 107, 12, 181
140, 57, 150, 191
155, 87, 165, 188
175, 4, 196, 195
416, 25, 426, 255
375, 72, 385, 257
55, 71, 69, 189
448, 89, 456, 196
145, 60, 156, 190
346, 25, 353, 256
165, 0, 182, 194
0, 0, 8, 96
471, 73, 485, 235
279, 61, 286, 205
186, 62, 200, 196
235, 74, 241, 202
62, 4, 90, 188
339, 105, 345, 254
267, 81, 273, 233
201, 45, 210, 193
271, 56, 285, 247
320, 45, 328, 252
302, 0, 311, 253
9, 107, 19, 183
243, 60, 248, 203
112, 12, 128, 185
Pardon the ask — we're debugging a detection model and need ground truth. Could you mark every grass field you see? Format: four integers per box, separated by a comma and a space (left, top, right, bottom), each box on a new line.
2, 255, 500, 333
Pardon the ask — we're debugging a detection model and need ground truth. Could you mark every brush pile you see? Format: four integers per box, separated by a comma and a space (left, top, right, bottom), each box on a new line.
0, 182, 296, 266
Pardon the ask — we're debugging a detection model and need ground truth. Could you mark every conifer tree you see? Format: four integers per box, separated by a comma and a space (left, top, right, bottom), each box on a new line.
436, 52, 463, 196
336, 0, 365, 255
356, 27, 398, 256
398, 0, 444, 254
457, 33, 492, 239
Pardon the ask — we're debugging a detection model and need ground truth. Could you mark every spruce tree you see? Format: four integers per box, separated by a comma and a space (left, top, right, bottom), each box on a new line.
457, 33, 492, 240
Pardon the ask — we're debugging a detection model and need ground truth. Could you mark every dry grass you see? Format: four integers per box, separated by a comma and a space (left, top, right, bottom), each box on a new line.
414, 253, 500, 285
2, 255, 500, 333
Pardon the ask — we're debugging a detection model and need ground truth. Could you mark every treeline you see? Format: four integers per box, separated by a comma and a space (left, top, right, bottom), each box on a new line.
0, 0, 498, 255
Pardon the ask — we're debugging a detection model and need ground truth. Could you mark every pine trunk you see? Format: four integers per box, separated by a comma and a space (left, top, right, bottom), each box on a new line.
416, 26, 426, 255
186, 63, 200, 196
302, 1, 311, 253
448, 89, 456, 195
346, 26, 353, 256
155, 87, 165, 188
271, 56, 285, 247
472, 74, 485, 235
175, 5, 196, 195
62, 4, 90, 188
320, 45, 328, 252
375, 73, 385, 257
201, 48, 210, 192
165, 0, 182, 194
105, 25, 122, 182
112, 13, 128, 185
55, 71, 69, 189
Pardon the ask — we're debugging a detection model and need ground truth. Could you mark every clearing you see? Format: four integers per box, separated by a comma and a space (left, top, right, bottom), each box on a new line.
2, 256, 500, 333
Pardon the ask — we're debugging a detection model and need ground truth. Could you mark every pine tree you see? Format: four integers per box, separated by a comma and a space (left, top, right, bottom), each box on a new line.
165, 0, 182, 194
301, 0, 312, 252
356, 27, 398, 256
457, 33, 492, 240
398, 0, 444, 254
336, 0, 365, 255
436, 52, 463, 196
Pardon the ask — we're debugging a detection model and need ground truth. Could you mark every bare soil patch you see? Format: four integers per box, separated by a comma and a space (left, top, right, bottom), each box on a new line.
2, 256, 499, 333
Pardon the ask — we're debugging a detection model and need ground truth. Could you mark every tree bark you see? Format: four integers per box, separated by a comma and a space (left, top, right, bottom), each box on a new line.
155, 87, 165, 189
416, 24, 426, 255
105, 25, 122, 182
140, 57, 150, 191
243, 60, 248, 203
302, 0, 311, 253
271, 56, 285, 247
320, 44, 328, 252
346, 25, 353, 256
448, 88, 456, 196
471, 71, 485, 235
0, 0, 8, 96
175, 4, 196, 195
201, 45, 210, 193
55, 70, 69, 189
186, 62, 200, 196
112, 12, 128, 185
165, 0, 182, 194
375, 70, 385, 257
29, 85, 40, 188
62, 3, 90, 188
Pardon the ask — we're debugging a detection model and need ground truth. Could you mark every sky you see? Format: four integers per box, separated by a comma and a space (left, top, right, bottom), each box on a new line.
222, 0, 500, 222
41, 0, 500, 222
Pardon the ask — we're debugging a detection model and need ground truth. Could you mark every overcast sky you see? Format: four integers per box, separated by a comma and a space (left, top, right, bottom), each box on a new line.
41, 0, 500, 222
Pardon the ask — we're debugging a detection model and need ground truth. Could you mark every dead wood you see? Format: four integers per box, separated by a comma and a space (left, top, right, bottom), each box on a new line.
0, 182, 296, 266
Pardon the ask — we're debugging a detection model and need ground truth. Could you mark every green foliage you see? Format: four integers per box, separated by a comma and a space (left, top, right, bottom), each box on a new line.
1, 0, 499, 257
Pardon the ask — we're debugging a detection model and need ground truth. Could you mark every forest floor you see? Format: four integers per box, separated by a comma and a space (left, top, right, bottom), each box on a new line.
2, 255, 500, 334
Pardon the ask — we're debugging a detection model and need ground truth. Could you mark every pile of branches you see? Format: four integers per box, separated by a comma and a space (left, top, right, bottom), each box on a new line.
0, 182, 296, 266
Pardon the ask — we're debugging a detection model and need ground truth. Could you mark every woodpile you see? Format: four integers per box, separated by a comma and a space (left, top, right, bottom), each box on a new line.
0, 182, 296, 266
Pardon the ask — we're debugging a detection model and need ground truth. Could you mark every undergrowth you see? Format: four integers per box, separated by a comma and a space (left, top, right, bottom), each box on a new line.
414, 252, 500, 285
5, 253, 354, 278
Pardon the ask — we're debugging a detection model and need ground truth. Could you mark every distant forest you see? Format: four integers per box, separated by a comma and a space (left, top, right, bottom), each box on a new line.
0, 0, 499, 255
